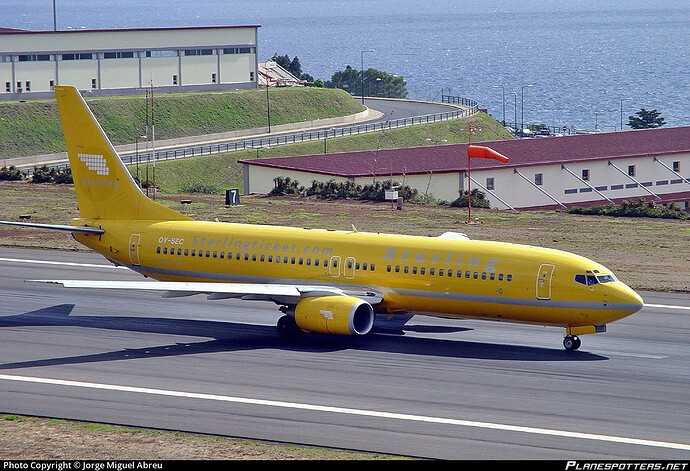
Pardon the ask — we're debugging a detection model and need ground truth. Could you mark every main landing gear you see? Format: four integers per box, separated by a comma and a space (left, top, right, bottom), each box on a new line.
563, 335, 582, 351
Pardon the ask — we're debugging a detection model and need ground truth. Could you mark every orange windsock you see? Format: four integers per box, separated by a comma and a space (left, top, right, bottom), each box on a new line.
467, 145, 509, 163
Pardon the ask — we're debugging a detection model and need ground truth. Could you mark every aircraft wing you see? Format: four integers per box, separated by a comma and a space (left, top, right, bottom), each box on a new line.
30, 279, 384, 305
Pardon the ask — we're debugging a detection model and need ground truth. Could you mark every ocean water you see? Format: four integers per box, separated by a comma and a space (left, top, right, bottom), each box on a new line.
3, 0, 689, 130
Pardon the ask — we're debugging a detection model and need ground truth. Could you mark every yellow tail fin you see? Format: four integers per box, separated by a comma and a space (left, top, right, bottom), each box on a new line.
55, 85, 191, 221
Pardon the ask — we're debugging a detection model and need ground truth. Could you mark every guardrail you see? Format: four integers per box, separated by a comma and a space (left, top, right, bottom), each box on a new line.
120, 99, 479, 166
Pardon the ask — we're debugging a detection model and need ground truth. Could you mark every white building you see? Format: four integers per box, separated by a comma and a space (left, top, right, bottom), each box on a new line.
241, 126, 690, 210
0, 25, 259, 98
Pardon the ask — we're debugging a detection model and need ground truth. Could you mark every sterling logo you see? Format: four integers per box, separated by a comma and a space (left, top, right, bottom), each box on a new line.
78, 153, 109, 176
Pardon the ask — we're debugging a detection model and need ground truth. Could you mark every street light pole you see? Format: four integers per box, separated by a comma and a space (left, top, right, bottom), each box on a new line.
361, 49, 374, 105
620, 97, 632, 130
521, 84, 533, 134
493, 85, 505, 125
512, 91, 517, 132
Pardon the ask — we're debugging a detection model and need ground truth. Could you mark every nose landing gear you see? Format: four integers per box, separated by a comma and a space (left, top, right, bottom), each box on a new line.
563, 335, 581, 351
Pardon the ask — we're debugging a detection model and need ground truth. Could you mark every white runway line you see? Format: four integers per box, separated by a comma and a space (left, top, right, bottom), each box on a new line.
644, 304, 690, 311
0, 257, 128, 270
1, 373, 688, 452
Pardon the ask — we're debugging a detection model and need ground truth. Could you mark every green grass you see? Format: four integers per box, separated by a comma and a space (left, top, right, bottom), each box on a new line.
141, 112, 511, 193
0, 88, 364, 158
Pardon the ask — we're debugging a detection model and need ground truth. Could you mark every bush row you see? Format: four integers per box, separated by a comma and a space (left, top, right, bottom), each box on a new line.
568, 199, 689, 219
269, 176, 490, 208
0, 165, 73, 184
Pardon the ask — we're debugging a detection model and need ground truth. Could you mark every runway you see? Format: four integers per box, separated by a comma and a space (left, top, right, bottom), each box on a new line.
0, 247, 688, 459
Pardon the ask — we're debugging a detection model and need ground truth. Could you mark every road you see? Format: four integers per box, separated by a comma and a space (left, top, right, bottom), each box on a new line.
15, 97, 466, 171
0, 247, 688, 460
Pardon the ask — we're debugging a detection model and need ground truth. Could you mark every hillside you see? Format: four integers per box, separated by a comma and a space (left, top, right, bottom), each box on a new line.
146, 111, 512, 194
0, 87, 364, 158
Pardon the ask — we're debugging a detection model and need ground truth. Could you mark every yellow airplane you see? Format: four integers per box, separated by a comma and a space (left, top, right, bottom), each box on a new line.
1, 85, 644, 351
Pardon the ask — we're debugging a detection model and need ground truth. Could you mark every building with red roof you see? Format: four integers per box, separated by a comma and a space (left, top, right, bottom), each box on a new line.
242, 126, 690, 210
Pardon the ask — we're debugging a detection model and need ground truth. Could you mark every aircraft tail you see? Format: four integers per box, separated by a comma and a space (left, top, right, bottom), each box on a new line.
54, 85, 191, 221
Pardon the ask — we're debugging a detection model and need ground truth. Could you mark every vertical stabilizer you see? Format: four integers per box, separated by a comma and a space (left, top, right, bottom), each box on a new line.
54, 85, 190, 221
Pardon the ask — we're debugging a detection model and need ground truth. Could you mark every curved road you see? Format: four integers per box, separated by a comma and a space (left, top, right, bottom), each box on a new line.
0, 247, 688, 459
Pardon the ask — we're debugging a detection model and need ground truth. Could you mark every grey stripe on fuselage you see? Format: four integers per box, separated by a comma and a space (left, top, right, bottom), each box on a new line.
125, 263, 639, 312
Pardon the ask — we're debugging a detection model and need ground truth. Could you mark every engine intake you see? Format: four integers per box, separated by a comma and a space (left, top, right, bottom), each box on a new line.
294, 295, 374, 336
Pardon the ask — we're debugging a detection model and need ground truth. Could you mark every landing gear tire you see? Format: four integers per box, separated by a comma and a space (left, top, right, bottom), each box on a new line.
277, 315, 302, 339
563, 335, 581, 351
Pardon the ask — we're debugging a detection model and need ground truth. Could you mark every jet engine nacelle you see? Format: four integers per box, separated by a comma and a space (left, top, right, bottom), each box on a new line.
294, 295, 375, 336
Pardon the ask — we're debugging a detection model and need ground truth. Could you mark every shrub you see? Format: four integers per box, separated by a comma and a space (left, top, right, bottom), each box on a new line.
30, 165, 72, 184
0, 165, 25, 181
450, 189, 490, 208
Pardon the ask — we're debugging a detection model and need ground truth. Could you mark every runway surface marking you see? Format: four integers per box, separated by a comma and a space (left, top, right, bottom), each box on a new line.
1, 373, 689, 452
0, 257, 128, 270
644, 304, 690, 311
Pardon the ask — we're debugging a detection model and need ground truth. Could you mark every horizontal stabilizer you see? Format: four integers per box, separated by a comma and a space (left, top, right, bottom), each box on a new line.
0, 221, 104, 234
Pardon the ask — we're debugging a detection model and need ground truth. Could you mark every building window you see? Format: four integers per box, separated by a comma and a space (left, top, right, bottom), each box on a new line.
16, 82, 22, 93
249, 71, 255, 81
62, 53, 92, 60
534, 173, 543, 185
49, 80, 55, 90
673, 161, 680, 172
25, 81, 31, 92
5, 82, 10, 92
104, 51, 135, 59
582, 169, 590, 181
172, 74, 178, 85
145, 50, 176, 58
211, 73, 217, 83
18, 54, 50, 62
184, 49, 213, 56
91, 78, 97, 89
486, 177, 495, 190
628, 165, 636, 177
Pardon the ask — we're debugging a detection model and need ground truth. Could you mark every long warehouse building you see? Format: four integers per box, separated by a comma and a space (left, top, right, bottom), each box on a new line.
0, 25, 260, 98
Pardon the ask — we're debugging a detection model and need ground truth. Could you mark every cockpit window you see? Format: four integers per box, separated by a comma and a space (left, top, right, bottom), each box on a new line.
575, 273, 617, 285
596, 274, 617, 283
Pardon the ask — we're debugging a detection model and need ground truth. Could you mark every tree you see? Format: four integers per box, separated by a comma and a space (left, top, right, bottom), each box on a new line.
270, 53, 314, 82
627, 108, 666, 129
325, 66, 408, 99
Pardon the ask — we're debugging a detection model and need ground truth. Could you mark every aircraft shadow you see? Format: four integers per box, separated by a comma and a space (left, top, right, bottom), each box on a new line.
0, 304, 607, 369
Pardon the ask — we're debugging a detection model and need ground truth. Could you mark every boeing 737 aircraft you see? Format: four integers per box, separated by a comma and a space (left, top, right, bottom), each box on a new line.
1, 85, 644, 350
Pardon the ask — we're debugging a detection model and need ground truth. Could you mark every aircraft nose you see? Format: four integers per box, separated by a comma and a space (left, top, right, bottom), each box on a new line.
617, 283, 644, 314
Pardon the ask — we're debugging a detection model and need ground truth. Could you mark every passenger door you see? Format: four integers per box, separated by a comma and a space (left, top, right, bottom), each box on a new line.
536, 264, 554, 300
128, 233, 141, 266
